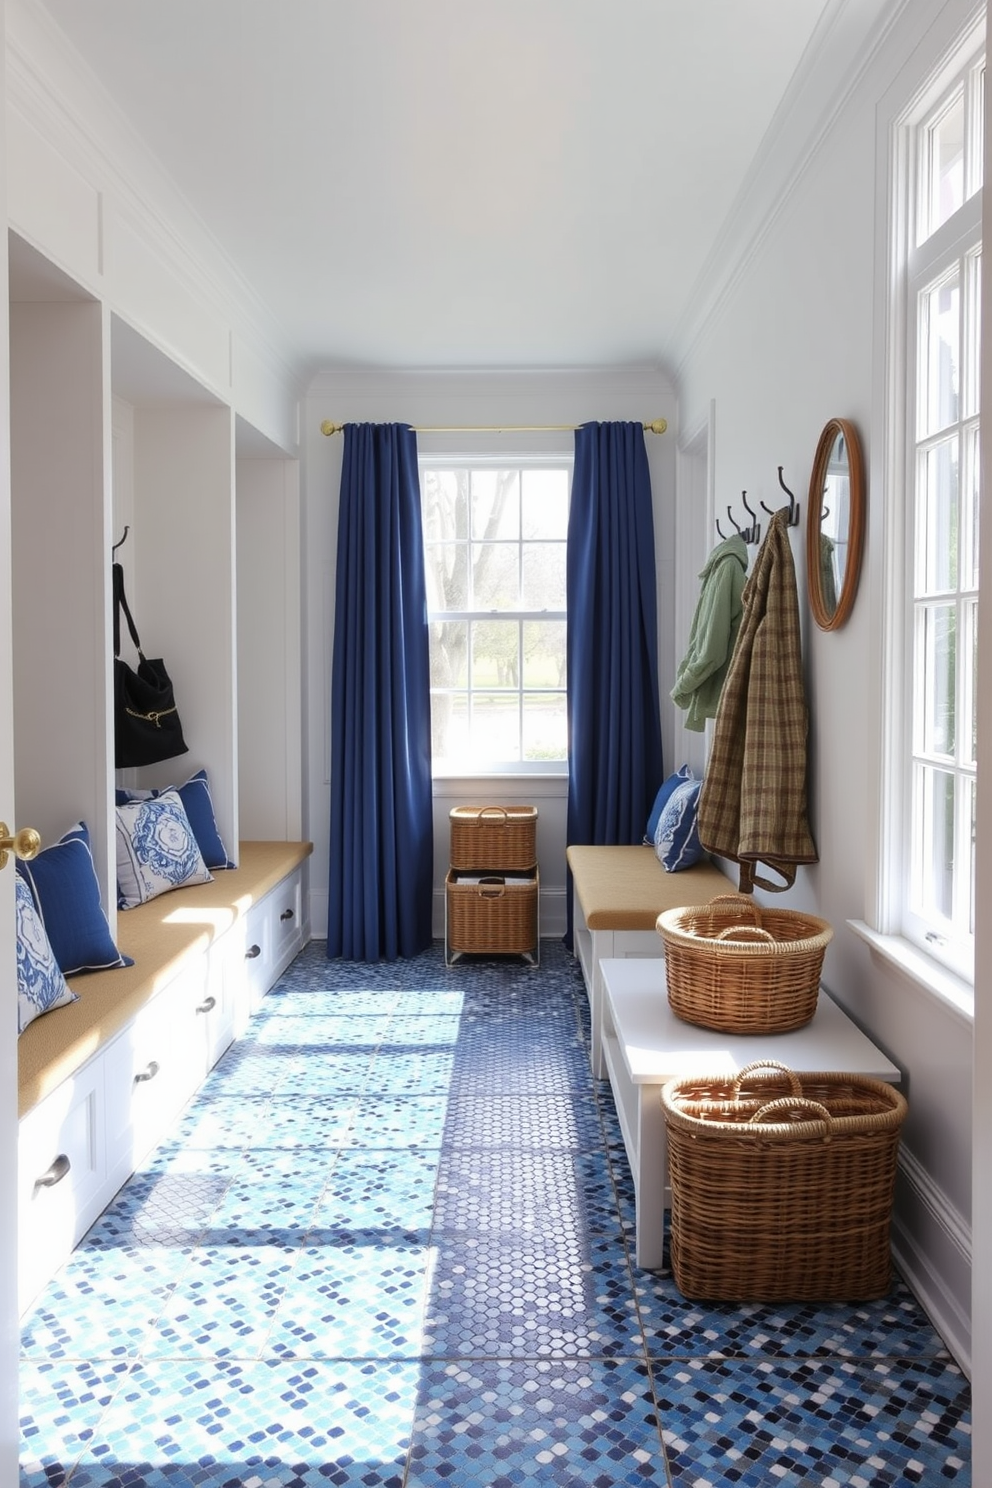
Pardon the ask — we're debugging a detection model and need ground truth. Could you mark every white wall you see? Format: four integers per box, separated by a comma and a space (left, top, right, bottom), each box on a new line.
675, 0, 979, 1371
302, 367, 677, 943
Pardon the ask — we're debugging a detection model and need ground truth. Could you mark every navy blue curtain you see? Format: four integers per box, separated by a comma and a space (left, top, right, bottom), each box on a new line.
327, 423, 434, 960
565, 422, 663, 938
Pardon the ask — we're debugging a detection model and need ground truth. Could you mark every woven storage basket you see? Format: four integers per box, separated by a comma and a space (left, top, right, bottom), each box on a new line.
445, 869, 538, 954
449, 805, 538, 871
656, 893, 833, 1034
662, 1060, 907, 1301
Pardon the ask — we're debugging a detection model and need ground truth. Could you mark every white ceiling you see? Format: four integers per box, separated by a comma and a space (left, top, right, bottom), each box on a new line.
37, 0, 845, 379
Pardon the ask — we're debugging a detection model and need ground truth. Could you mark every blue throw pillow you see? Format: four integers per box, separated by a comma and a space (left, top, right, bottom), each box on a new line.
654, 777, 705, 871
644, 764, 694, 844
15, 872, 77, 1034
116, 768, 233, 870
116, 790, 213, 909
17, 822, 131, 975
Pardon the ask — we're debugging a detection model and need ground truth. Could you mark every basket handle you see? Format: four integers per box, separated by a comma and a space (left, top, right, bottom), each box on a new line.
708, 892, 762, 924
479, 807, 509, 826
748, 1096, 834, 1129
479, 876, 505, 898
733, 1060, 802, 1096
715, 925, 776, 945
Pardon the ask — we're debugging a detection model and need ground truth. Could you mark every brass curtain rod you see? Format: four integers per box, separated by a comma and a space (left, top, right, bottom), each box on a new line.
320, 418, 668, 437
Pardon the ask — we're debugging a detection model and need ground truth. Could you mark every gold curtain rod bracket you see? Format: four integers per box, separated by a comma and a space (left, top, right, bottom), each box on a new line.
321, 417, 667, 436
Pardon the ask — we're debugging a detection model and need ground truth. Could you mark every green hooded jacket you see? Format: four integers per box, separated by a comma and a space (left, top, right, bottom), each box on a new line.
671, 533, 748, 731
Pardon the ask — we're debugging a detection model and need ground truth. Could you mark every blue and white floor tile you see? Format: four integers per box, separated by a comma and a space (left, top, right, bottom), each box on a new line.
20, 938, 971, 1486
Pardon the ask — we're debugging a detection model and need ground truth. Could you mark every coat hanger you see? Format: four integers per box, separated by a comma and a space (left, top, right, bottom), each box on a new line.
760, 468, 800, 526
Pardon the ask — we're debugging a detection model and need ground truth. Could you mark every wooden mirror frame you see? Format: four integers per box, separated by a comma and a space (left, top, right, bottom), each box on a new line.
806, 417, 865, 631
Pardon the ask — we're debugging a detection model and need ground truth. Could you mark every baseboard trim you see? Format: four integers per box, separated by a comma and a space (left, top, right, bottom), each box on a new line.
891, 1145, 972, 1377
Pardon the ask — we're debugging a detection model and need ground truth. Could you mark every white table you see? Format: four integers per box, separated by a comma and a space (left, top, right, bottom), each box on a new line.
600, 957, 902, 1270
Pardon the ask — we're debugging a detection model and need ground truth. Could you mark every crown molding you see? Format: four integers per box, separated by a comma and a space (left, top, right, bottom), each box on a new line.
668, 0, 914, 379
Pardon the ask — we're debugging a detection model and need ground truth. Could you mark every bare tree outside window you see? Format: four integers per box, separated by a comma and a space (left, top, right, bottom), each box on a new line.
421, 463, 569, 770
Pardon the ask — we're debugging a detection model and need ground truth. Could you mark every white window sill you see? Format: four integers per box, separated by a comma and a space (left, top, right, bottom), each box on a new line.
847, 919, 974, 1027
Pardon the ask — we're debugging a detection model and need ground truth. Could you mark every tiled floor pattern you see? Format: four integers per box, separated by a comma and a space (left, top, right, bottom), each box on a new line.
20, 940, 971, 1486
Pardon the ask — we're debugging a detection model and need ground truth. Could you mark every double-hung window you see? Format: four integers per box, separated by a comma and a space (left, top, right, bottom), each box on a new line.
884, 31, 984, 987
420, 459, 570, 774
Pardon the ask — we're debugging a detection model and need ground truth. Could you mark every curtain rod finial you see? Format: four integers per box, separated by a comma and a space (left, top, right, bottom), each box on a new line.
320, 420, 343, 436
645, 418, 668, 435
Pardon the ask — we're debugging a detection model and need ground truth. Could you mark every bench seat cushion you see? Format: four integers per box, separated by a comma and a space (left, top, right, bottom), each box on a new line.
566, 843, 734, 931
18, 840, 312, 1118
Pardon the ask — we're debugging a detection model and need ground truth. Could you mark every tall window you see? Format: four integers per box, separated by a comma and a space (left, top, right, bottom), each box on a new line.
896, 39, 984, 981
420, 460, 570, 773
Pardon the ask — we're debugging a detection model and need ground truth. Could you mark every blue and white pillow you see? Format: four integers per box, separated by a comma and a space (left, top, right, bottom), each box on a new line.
116, 769, 234, 870
644, 765, 694, 844
17, 821, 131, 975
654, 777, 705, 872
116, 790, 213, 909
16, 872, 77, 1034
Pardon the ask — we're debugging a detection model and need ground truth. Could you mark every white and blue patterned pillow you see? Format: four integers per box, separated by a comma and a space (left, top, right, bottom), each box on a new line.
116, 789, 213, 909
16, 871, 77, 1034
653, 777, 705, 872
115, 768, 234, 870
644, 764, 694, 844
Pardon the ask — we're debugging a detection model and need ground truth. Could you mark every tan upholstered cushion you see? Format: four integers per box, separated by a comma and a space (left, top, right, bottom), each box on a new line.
18, 840, 312, 1118
565, 843, 734, 931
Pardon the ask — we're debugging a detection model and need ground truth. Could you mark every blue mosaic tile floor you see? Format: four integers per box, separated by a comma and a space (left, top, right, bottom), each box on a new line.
21, 939, 971, 1486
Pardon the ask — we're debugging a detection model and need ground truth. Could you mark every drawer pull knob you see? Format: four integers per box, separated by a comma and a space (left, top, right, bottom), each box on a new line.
134, 1060, 160, 1084
280, 908, 295, 921
196, 995, 217, 1014
34, 1153, 70, 1191
246, 944, 262, 960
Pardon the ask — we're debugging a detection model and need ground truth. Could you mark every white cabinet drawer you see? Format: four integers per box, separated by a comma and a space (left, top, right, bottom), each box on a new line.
242, 866, 305, 1006
18, 1061, 107, 1312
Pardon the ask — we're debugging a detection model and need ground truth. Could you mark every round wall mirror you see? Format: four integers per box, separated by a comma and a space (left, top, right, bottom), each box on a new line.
806, 417, 865, 631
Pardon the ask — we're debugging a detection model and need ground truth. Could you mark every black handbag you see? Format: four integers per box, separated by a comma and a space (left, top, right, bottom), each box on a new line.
113, 561, 189, 769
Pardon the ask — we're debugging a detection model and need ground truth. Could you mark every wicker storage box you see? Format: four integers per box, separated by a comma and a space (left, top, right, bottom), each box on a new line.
445, 869, 539, 956
656, 893, 832, 1034
449, 805, 538, 871
662, 1060, 907, 1301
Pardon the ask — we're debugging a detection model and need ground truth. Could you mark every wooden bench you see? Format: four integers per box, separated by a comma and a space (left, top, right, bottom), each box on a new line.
17, 839, 312, 1313
566, 843, 735, 1076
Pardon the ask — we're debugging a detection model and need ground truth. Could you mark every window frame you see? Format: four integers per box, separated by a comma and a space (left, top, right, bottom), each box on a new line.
419, 451, 572, 779
867, 20, 984, 1002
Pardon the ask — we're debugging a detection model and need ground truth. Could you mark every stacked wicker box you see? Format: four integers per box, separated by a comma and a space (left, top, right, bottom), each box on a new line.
446, 806, 539, 963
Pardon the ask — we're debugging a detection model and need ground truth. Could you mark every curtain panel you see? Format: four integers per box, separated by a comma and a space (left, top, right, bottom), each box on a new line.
327, 423, 434, 960
565, 422, 664, 936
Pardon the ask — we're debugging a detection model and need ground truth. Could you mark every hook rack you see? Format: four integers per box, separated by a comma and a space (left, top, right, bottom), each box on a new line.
112, 525, 130, 555
760, 468, 800, 526
716, 492, 761, 545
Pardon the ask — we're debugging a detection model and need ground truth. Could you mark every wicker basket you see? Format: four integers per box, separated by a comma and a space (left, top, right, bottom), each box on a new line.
449, 805, 538, 871
656, 893, 833, 1034
662, 1060, 907, 1301
445, 869, 539, 955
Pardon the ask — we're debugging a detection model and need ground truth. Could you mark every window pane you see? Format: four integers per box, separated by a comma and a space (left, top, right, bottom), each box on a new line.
522, 620, 566, 689
522, 542, 567, 609
424, 543, 468, 610
522, 693, 567, 762
918, 437, 958, 593
471, 620, 519, 688
522, 468, 569, 538
430, 691, 467, 763
916, 764, 956, 920
963, 423, 980, 589
919, 603, 957, 757
923, 88, 965, 239
471, 543, 519, 607
430, 620, 468, 688
470, 693, 520, 760
471, 469, 519, 540
919, 270, 959, 437
423, 469, 468, 542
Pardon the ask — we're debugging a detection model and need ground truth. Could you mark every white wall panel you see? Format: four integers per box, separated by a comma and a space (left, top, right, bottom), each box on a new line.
6, 106, 100, 287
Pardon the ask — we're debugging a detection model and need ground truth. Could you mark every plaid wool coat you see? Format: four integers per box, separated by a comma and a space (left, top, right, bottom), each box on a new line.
696, 507, 818, 892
